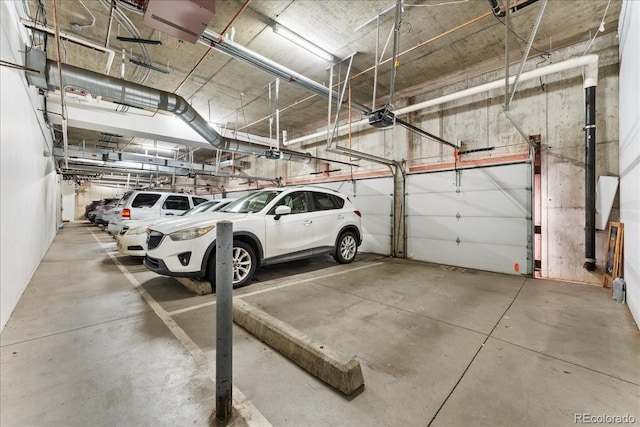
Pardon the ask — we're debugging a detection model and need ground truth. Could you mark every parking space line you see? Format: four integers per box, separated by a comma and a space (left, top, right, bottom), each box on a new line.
237, 262, 384, 299
166, 261, 385, 317
89, 229, 271, 427
169, 300, 217, 316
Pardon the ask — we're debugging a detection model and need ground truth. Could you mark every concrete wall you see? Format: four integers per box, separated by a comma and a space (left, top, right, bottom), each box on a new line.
618, 0, 640, 326
406, 38, 620, 284
1, 2, 60, 330
249, 35, 620, 286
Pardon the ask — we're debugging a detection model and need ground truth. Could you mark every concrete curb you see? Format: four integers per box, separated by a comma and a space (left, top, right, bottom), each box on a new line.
175, 277, 212, 295
233, 300, 364, 395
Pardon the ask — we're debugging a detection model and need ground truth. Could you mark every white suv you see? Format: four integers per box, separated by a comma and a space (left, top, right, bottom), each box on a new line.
108, 190, 211, 235
143, 186, 362, 288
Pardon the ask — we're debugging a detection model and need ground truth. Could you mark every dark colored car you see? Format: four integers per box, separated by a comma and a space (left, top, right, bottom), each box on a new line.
89, 198, 119, 224
84, 200, 102, 220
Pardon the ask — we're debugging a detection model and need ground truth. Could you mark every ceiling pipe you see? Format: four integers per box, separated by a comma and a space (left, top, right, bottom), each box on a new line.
40, 59, 323, 165
44, 59, 273, 156
57, 156, 279, 184
198, 30, 371, 115
286, 55, 600, 146
105, 0, 116, 48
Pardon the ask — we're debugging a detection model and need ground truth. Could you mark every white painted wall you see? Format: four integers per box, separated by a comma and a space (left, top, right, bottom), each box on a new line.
61, 180, 76, 222
618, 0, 640, 327
1, 2, 60, 330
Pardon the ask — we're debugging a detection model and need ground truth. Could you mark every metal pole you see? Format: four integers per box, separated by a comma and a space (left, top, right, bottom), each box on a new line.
504, 0, 509, 111
216, 220, 233, 421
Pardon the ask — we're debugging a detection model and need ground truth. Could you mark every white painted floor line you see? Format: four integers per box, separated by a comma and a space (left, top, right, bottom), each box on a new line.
168, 300, 217, 316
89, 230, 271, 427
166, 261, 385, 316
237, 262, 384, 299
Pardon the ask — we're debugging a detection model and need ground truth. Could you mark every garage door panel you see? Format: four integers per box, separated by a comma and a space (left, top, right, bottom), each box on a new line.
406, 162, 532, 275
360, 233, 390, 254
407, 238, 528, 275
457, 164, 529, 191
315, 177, 393, 255
354, 195, 392, 215
361, 213, 390, 236
407, 192, 459, 216
408, 216, 527, 246
407, 172, 455, 194
320, 181, 354, 198
456, 190, 529, 217
407, 189, 528, 218
355, 177, 393, 196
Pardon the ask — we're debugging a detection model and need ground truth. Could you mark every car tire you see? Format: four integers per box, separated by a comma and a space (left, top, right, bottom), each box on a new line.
206, 240, 257, 290
334, 231, 358, 264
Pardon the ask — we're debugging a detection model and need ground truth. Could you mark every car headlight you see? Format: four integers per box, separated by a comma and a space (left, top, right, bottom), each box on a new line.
169, 225, 214, 241
129, 226, 149, 235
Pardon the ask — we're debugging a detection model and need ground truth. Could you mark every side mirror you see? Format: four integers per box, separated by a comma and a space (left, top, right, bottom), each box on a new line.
274, 205, 291, 220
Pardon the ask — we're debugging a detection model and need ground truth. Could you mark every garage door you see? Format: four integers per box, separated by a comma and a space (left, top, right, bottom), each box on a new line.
320, 178, 393, 255
406, 162, 532, 275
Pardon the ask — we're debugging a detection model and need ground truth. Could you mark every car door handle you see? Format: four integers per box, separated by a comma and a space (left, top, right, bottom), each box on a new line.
165, 213, 174, 216
303, 220, 313, 226
337, 215, 344, 220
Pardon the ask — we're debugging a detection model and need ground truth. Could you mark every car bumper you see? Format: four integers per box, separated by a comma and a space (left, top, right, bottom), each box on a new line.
145, 234, 213, 277
116, 234, 147, 257
144, 256, 203, 278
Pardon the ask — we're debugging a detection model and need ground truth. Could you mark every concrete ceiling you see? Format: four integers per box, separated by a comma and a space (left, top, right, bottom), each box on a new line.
23, 0, 620, 177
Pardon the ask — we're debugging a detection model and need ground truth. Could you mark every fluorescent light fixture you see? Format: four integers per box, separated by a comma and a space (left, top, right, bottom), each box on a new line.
272, 24, 335, 62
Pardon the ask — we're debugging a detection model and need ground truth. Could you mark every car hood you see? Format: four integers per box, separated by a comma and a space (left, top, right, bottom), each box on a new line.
122, 217, 168, 231
149, 212, 252, 234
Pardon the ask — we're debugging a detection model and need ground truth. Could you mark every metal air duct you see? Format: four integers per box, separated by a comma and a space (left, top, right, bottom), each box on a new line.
43, 59, 264, 156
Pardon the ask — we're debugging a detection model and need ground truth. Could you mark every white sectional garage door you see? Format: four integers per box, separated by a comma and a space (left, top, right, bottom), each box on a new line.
321, 177, 393, 255
406, 162, 532, 275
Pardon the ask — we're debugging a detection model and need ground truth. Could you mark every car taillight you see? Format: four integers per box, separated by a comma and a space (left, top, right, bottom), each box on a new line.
354, 210, 362, 217
122, 208, 130, 219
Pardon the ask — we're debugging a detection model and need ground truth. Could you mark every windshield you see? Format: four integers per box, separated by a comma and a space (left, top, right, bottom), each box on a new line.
219, 190, 281, 213
181, 200, 216, 216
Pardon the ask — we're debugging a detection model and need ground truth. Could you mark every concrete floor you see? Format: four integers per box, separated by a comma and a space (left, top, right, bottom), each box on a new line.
1, 222, 638, 426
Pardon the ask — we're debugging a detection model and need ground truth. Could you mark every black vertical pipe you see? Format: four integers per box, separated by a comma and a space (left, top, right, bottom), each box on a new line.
584, 86, 596, 271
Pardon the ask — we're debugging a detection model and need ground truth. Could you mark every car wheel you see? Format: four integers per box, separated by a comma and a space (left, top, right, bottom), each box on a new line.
334, 231, 358, 264
206, 240, 257, 290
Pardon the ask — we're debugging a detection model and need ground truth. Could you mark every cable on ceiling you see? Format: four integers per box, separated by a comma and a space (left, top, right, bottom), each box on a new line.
582, 0, 612, 55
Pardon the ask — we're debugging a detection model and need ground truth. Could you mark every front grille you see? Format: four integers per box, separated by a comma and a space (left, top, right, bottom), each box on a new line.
128, 245, 144, 251
147, 231, 164, 250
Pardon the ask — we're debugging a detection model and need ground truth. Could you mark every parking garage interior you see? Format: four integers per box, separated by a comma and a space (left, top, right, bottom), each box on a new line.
1, 1, 639, 426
